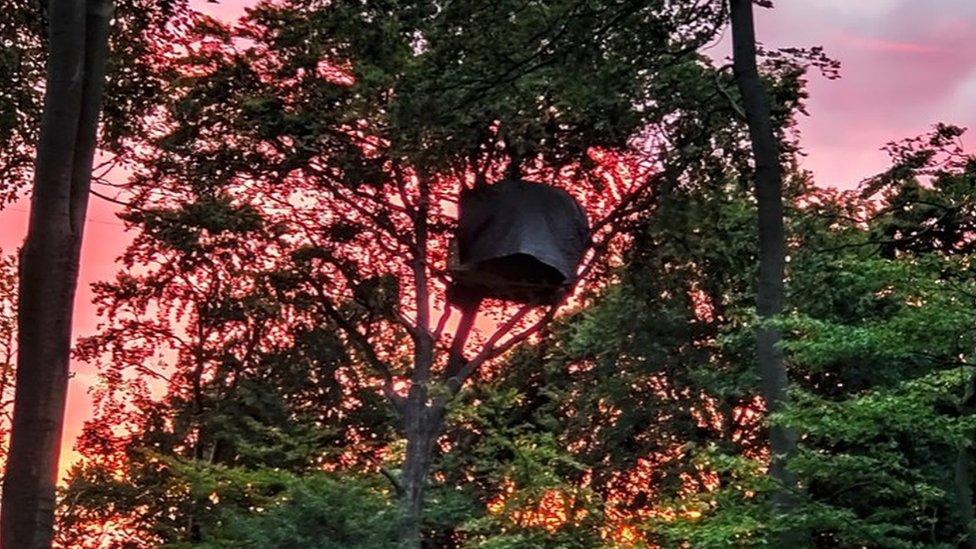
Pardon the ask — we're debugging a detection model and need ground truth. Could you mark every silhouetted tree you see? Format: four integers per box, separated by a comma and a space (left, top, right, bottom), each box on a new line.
1, 1, 115, 546
729, 0, 799, 532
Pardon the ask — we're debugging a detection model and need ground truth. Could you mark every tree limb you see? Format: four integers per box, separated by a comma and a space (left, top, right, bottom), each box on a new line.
313, 287, 405, 411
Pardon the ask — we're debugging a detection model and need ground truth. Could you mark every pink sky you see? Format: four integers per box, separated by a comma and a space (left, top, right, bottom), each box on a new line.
757, 0, 976, 185
1, 0, 975, 479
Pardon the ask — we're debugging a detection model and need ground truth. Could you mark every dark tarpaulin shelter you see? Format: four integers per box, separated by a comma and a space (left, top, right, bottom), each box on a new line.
449, 179, 590, 305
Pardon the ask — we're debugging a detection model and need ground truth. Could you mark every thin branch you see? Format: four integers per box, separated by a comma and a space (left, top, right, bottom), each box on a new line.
444, 302, 547, 394
380, 467, 403, 496
432, 304, 453, 341
441, 301, 480, 381
589, 170, 661, 234
313, 286, 405, 410
391, 161, 417, 215
715, 71, 747, 120
89, 188, 138, 209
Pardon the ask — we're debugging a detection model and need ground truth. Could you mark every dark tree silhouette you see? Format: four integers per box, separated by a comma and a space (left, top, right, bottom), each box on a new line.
1, 1, 113, 546
729, 0, 799, 530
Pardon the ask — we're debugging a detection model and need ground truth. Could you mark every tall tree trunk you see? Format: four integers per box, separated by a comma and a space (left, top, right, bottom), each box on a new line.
397, 170, 440, 548
397, 298, 478, 547
955, 366, 976, 548
1, 1, 113, 547
398, 391, 442, 548
955, 445, 976, 549
729, 0, 799, 527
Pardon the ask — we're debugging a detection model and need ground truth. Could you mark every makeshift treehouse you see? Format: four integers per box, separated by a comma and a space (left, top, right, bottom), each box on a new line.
449, 179, 590, 305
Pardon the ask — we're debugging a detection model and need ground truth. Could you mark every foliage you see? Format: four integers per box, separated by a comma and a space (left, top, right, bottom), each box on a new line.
29, 0, 976, 547
0, 252, 17, 480
166, 465, 400, 549
0, 0, 44, 203
59, 456, 400, 548
0, 0, 192, 204
57, 0, 746, 545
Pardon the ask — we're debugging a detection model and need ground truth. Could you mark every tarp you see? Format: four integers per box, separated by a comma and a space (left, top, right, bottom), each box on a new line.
449, 179, 590, 304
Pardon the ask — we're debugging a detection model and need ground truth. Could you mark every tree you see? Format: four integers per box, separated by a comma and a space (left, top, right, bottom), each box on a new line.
0, 1, 190, 545
438, 175, 766, 546
57, 0, 731, 545
729, 0, 798, 526
1, 1, 115, 546
643, 128, 976, 547
857, 124, 976, 547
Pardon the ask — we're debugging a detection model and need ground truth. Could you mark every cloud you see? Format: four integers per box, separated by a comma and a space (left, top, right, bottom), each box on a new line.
809, 0, 904, 16
838, 34, 947, 54
751, 1, 976, 187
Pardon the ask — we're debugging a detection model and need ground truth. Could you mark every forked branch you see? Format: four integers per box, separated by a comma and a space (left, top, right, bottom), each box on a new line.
314, 287, 405, 410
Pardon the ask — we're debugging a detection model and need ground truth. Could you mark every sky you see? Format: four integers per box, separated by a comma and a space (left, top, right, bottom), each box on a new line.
753, 0, 976, 186
1, 0, 975, 479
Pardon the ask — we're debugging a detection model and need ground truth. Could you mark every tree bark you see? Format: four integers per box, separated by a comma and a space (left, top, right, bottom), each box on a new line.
955, 367, 976, 548
398, 391, 442, 548
729, 0, 799, 525
1, 1, 113, 547
956, 444, 976, 549
396, 298, 483, 547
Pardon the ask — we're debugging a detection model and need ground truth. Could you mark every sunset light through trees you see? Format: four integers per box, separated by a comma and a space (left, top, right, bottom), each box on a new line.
3, 1, 976, 548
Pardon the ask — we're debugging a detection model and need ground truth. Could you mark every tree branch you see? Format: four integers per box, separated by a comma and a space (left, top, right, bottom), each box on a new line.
443, 302, 555, 395
441, 301, 480, 381
380, 467, 404, 496
313, 287, 405, 411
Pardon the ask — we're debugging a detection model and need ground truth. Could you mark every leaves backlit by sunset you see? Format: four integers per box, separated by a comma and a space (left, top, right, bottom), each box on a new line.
2, 0, 976, 547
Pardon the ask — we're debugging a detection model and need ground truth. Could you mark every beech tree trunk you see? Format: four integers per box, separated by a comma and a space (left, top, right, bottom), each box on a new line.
955, 368, 976, 548
729, 0, 799, 525
955, 445, 976, 549
1, 1, 113, 547
398, 391, 442, 547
